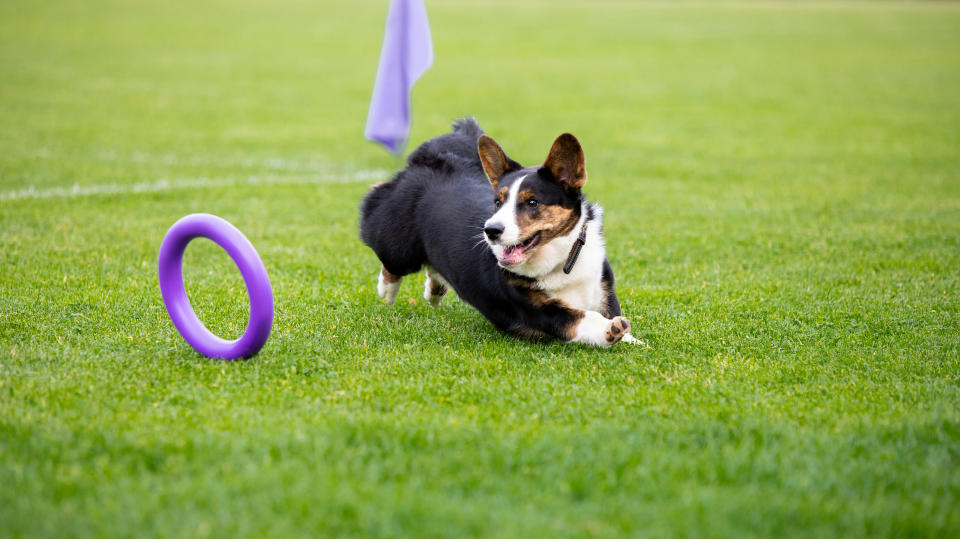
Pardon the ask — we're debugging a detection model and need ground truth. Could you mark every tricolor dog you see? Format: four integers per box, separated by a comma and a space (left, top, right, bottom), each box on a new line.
359, 119, 641, 347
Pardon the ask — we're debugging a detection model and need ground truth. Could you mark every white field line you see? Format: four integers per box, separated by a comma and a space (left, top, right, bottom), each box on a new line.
1, 169, 389, 202
29, 148, 344, 174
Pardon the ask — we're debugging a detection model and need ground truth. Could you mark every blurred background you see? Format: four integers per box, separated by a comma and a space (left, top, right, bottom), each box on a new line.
2, 1, 959, 536
3, 0, 957, 195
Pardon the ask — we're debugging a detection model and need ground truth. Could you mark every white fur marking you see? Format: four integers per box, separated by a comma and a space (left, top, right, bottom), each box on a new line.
500, 202, 606, 313
377, 270, 401, 305
423, 267, 451, 307
570, 311, 616, 348
484, 175, 526, 247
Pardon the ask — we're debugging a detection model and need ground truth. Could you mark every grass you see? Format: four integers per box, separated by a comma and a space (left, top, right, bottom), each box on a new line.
1, 0, 959, 536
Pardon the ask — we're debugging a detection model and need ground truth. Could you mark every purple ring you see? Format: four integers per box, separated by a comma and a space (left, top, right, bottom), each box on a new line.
158, 213, 273, 359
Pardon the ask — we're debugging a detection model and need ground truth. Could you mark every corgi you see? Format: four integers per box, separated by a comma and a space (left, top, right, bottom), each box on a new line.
359, 118, 641, 347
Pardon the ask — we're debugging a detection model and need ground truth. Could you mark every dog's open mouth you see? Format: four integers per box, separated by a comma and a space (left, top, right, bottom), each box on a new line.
498, 233, 540, 266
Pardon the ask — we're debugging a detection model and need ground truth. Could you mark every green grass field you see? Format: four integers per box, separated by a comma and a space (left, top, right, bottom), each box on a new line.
2, 0, 959, 536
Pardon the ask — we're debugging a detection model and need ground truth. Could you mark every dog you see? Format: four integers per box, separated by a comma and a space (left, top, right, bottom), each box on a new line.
359, 119, 641, 347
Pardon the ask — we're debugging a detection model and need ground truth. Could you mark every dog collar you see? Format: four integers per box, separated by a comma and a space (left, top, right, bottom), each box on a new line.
562, 222, 588, 274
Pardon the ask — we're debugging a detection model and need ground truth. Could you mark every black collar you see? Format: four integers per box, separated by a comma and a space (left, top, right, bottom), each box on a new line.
562, 222, 588, 274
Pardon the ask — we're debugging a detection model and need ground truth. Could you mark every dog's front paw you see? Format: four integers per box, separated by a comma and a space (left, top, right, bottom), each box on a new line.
605, 316, 630, 345
570, 311, 631, 348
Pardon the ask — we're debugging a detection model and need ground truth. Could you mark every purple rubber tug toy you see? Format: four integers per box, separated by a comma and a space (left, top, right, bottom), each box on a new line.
158, 213, 273, 359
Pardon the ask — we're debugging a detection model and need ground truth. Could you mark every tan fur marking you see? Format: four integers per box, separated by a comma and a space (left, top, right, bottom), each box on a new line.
504, 273, 536, 290
600, 287, 612, 318
560, 307, 586, 341
516, 189, 536, 203
505, 275, 585, 341
513, 190, 579, 245
380, 266, 401, 284
543, 133, 586, 189
514, 299, 583, 341
429, 278, 447, 297
511, 326, 552, 341
478, 135, 511, 190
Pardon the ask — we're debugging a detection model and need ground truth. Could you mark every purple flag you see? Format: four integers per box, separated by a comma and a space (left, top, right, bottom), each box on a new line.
364, 0, 434, 154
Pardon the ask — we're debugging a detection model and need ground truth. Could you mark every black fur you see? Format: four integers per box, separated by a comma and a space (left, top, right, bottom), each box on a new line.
601, 260, 622, 317
359, 118, 621, 341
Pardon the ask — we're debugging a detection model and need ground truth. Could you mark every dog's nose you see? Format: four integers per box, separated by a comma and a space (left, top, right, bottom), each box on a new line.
484, 223, 505, 241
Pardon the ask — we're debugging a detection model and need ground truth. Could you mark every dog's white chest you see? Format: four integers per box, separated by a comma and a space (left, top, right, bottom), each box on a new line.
541, 273, 605, 312
532, 220, 608, 312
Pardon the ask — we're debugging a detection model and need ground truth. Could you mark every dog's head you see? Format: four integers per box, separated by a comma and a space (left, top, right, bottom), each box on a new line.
480, 133, 586, 270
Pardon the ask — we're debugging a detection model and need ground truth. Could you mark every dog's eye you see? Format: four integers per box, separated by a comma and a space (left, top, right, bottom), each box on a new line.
494, 199, 502, 208
526, 199, 539, 208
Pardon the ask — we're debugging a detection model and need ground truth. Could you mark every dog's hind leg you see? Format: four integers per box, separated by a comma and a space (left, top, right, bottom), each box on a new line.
423, 266, 450, 307
377, 266, 402, 305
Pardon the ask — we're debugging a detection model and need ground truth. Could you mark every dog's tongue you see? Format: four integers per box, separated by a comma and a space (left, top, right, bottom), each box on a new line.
499, 245, 526, 266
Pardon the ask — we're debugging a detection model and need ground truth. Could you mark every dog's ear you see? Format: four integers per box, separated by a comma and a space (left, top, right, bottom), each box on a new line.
542, 133, 586, 190
478, 135, 518, 190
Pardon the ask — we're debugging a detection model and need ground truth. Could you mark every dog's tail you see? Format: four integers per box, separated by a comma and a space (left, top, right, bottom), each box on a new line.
405, 117, 485, 173
361, 118, 486, 247
450, 117, 483, 139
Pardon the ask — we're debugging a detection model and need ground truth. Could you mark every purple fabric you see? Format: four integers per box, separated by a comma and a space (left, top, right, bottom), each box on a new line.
364, 0, 433, 154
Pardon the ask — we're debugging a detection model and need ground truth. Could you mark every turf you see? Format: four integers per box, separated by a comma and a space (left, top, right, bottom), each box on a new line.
2, 0, 959, 536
